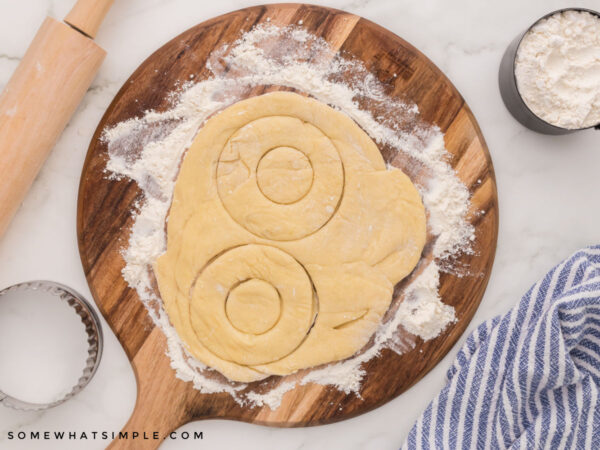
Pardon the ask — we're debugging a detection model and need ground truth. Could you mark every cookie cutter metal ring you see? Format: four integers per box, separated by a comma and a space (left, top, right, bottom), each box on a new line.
0, 281, 103, 411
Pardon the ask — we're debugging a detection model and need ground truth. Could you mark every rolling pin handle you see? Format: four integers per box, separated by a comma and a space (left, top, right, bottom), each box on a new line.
64, 0, 115, 39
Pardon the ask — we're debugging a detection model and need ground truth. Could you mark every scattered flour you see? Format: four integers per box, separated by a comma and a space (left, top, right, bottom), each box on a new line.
396, 263, 456, 340
103, 24, 475, 409
245, 382, 296, 410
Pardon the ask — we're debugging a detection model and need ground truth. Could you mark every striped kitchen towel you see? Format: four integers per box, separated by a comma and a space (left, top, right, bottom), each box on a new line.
403, 246, 600, 449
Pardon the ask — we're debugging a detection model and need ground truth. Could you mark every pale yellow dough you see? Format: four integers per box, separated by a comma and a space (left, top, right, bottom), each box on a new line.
155, 92, 426, 382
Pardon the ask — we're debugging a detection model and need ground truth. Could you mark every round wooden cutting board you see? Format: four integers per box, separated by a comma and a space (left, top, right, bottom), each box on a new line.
77, 4, 498, 448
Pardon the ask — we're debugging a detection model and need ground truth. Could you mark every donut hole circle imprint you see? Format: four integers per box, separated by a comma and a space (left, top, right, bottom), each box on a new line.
190, 245, 316, 366
256, 147, 314, 204
225, 278, 281, 335
216, 116, 344, 241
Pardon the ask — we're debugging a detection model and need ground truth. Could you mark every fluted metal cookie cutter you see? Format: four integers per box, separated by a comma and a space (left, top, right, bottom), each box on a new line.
0, 281, 103, 411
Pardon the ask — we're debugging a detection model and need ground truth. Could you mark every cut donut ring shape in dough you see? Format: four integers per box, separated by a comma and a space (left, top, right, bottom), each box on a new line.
225, 278, 281, 335
155, 92, 427, 382
217, 116, 344, 241
256, 147, 313, 204
190, 245, 315, 366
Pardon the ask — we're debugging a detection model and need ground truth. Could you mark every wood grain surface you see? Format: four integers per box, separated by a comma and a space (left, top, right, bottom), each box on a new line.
77, 4, 498, 448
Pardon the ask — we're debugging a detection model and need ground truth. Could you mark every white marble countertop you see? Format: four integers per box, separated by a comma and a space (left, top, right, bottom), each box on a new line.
0, 0, 598, 448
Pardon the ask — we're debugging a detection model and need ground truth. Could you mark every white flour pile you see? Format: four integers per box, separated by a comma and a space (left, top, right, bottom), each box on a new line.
515, 10, 600, 129
104, 24, 475, 409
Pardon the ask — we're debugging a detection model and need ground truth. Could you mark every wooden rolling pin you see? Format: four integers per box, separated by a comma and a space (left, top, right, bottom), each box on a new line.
0, 0, 114, 237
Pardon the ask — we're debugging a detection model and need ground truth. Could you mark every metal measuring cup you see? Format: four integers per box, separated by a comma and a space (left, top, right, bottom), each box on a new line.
498, 7, 600, 135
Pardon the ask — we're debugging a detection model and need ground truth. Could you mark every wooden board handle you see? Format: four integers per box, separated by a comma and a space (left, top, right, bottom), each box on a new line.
107, 330, 198, 449
65, 0, 115, 38
0, 18, 105, 238
107, 402, 184, 450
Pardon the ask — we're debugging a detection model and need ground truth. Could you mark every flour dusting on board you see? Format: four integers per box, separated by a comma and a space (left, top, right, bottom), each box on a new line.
104, 24, 474, 409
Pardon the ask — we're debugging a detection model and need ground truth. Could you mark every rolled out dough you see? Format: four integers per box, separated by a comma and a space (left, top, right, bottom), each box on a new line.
155, 92, 426, 382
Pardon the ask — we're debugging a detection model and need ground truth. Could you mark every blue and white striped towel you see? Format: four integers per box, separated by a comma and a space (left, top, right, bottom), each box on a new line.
403, 246, 600, 449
